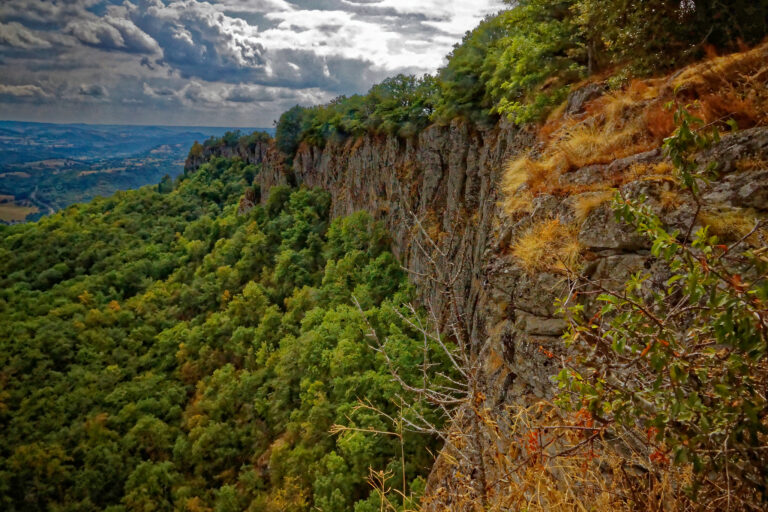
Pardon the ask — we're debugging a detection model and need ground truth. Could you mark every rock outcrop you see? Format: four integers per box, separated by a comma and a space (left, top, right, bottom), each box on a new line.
187, 120, 768, 508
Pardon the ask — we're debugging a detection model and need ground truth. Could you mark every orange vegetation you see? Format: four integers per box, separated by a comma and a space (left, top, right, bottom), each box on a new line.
503, 42, 768, 216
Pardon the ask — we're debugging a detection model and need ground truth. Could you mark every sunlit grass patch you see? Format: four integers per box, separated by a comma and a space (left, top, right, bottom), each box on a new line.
511, 218, 581, 274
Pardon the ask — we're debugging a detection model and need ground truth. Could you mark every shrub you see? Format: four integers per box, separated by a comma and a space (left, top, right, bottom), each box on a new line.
487, 0, 584, 124
557, 108, 768, 506
275, 105, 308, 157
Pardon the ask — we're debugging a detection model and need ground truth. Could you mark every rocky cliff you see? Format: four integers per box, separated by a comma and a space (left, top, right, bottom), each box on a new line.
186, 99, 768, 509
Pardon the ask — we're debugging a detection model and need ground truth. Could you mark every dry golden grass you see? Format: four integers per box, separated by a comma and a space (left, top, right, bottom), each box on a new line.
658, 187, 686, 212
572, 190, 615, 223
671, 42, 768, 128
502, 157, 544, 214
503, 189, 535, 216
698, 205, 767, 245
735, 157, 768, 172
501, 42, 768, 217
511, 218, 581, 274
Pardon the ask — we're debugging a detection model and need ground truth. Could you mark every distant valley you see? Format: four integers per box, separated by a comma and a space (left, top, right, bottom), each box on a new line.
0, 121, 273, 223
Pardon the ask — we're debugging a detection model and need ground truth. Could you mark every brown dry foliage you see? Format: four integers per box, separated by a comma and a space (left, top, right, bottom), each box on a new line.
510, 218, 582, 274
698, 205, 768, 245
502, 42, 768, 216
483, 43, 768, 512
423, 402, 704, 512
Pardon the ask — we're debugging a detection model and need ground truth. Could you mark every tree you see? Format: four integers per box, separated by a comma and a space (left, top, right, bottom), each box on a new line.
158, 174, 174, 194
275, 105, 308, 157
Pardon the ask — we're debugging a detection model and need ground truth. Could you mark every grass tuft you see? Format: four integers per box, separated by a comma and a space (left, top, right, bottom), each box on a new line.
511, 218, 581, 274
572, 190, 615, 223
698, 205, 766, 245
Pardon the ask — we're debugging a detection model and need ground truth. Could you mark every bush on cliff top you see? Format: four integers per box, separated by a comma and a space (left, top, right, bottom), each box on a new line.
274, 74, 439, 157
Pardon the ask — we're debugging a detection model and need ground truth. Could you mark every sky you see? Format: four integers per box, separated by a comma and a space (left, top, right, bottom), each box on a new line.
0, 0, 506, 127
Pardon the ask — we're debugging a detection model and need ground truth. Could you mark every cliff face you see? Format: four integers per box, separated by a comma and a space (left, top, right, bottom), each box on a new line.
287, 122, 532, 337
188, 115, 768, 508
195, 121, 534, 345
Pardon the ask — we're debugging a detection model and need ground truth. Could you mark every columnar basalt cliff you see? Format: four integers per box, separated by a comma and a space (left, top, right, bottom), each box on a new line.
186, 109, 768, 509
191, 121, 534, 345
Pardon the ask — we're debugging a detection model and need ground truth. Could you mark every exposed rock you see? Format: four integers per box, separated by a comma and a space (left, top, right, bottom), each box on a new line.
565, 82, 607, 116
703, 169, 768, 210
695, 126, 768, 174
515, 311, 567, 336
579, 203, 648, 250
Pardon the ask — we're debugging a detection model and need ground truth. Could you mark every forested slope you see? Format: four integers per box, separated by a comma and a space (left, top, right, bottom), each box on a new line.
0, 158, 443, 511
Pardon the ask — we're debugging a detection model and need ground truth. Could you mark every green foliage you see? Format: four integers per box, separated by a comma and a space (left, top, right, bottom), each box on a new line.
432, 13, 509, 124
575, 0, 768, 74
189, 131, 272, 168
273, 0, 768, 151
274, 75, 439, 159
557, 108, 768, 500
431, 0, 586, 125
157, 174, 174, 194
275, 105, 307, 156
0, 158, 443, 511
487, 0, 583, 124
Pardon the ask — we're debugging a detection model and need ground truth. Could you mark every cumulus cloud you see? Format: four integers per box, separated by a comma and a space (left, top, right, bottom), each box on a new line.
142, 82, 178, 98
225, 84, 275, 103
0, 0, 99, 27
224, 83, 300, 103
125, 0, 267, 81
64, 16, 159, 54
78, 83, 108, 97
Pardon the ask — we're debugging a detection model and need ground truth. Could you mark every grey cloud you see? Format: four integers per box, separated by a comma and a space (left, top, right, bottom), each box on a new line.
64, 16, 159, 54
182, 82, 223, 105
225, 84, 296, 103
0, 0, 98, 28
0, 22, 52, 49
0, 0, 506, 126
140, 56, 159, 70
0, 83, 51, 102
226, 85, 272, 102
127, 0, 267, 81
143, 82, 177, 97
78, 83, 108, 97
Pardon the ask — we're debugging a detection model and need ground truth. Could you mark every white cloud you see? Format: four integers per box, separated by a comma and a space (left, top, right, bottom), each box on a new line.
0, 0, 509, 125
64, 15, 160, 54
0, 83, 50, 98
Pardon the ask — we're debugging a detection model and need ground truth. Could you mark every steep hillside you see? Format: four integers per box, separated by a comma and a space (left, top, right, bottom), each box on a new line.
184, 42, 768, 510
0, 157, 450, 511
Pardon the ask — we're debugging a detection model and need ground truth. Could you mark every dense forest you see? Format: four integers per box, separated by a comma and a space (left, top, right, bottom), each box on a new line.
0, 158, 446, 511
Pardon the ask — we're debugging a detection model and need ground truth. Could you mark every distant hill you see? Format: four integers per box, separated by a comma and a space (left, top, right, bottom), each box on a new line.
0, 121, 274, 223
